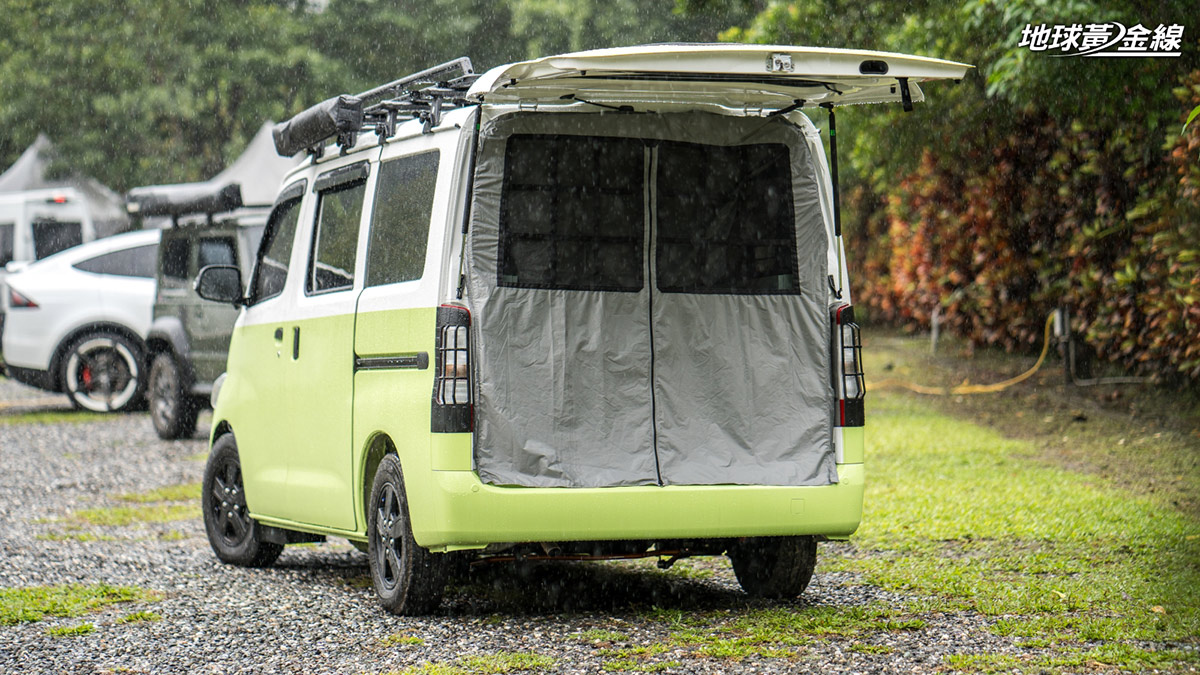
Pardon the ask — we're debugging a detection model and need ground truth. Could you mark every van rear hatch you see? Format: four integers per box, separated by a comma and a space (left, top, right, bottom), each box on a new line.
463, 45, 969, 489
468, 44, 971, 109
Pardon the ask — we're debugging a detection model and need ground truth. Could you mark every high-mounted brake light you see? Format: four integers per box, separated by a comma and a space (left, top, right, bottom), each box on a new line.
9, 288, 38, 309
46, 194, 69, 204
432, 304, 473, 433
832, 304, 865, 427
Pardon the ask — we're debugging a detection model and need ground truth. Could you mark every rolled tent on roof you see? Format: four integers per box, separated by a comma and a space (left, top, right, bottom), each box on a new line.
0, 134, 130, 238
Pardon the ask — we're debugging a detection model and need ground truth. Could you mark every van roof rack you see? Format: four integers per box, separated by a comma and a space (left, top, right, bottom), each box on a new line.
272, 58, 477, 158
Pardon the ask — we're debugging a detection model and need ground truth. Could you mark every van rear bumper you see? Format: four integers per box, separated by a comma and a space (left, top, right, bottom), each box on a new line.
413, 463, 864, 550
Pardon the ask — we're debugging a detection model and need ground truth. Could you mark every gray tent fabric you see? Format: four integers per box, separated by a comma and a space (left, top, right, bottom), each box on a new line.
467, 110, 837, 488
0, 134, 130, 237
215, 122, 303, 206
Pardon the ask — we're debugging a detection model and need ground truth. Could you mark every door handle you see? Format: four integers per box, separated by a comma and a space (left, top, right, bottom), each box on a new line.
292, 326, 300, 360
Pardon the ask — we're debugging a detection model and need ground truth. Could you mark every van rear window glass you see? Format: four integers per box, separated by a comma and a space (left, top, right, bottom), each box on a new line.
251, 190, 303, 304
0, 223, 12, 266
73, 244, 158, 278
656, 142, 800, 295
161, 238, 189, 280
308, 179, 365, 294
33, 221, 82, 259
498, 134, 644, 292
366, 151, 438, 287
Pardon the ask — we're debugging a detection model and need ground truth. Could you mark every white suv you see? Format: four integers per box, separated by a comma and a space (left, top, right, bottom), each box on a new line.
2, 229, 160, 411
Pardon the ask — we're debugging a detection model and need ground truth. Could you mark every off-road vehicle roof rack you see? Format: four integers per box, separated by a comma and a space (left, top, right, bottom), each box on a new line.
125, 182, 244, 226
272, 58, 477, 158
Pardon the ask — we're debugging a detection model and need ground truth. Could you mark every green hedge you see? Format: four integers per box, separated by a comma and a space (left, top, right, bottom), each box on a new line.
853, 72, 1200, 383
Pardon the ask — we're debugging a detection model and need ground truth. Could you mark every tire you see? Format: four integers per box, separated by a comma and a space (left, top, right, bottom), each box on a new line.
148, 353, 199, 439
728, 536, 818, 599
60, 331, 147, 412
202, 434, 282, 567
368, 454, 447, 615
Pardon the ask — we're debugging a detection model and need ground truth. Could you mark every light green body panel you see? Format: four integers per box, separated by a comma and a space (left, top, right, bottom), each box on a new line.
350, 306, 439, 534
217, 306, 865, 547
214, 312, 357, 531
842, 427, 864, 464
413, 457, 864, 550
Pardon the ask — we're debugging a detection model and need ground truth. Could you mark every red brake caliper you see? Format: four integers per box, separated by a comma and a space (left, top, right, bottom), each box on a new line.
81, 365, 93, 390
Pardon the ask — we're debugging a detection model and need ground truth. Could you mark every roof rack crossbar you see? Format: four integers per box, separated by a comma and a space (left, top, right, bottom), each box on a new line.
356, 57, 474, 108
273, 58, 477, 158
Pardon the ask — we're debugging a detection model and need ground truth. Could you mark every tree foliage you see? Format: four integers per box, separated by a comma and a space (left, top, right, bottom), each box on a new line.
680, 0, 1200, 381
0, 0, 338, 191
0, 0, 753, 192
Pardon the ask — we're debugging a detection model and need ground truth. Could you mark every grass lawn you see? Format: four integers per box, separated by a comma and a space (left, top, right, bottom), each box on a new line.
829, 330, 1200, 672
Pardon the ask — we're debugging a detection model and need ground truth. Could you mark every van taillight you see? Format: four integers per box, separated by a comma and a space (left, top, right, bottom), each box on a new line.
833, 304, 865, 427
432, 304, 473, 433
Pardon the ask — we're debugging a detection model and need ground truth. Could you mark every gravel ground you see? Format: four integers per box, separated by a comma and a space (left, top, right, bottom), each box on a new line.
0, 376, 1021, 674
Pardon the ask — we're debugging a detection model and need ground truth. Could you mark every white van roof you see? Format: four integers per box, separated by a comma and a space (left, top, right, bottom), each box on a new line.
469, 44, 972, 109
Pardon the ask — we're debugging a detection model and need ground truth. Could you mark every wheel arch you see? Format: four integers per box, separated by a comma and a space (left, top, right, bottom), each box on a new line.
145, 318, 198, 407
145, 316, 190, 357
211, 419, 234, 445
358, 433, 397, 533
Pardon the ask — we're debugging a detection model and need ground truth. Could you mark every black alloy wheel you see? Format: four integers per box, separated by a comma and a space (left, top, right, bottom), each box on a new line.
202, 434, 282, 567
368, 454, 447, 615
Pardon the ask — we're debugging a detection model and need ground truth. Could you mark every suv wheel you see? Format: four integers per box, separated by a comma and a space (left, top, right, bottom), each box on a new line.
202, 434, 283, 567
149, 353, 199, 439
728, 536, 818, 599
368, 454, 447, 615
61, 331, 146, 413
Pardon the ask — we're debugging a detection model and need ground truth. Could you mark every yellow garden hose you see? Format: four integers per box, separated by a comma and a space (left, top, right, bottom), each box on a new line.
868, 313, 1055, 396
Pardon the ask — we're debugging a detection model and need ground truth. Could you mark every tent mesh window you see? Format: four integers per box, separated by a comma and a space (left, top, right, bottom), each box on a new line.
498, 134, 644, 292
656, 141, 799, 295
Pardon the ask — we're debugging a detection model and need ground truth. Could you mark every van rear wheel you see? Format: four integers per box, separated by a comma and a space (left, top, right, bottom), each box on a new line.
728, 536, 817, 599
368, 455, 447, 615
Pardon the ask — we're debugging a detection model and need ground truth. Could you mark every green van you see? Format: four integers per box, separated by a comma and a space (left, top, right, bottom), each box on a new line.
196, 45, 970, 615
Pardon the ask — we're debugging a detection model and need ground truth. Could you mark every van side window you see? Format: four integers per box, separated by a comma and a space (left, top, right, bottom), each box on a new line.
498, 135, 644, 292
250, 185, 305, 305
365, 151, 439, 287
161, 238, 190, 280
199, 237, 236, 269
655, 142, 800, 295
0, 223, 13, 266
73, 244, 158, 278
308, 176, 366, 294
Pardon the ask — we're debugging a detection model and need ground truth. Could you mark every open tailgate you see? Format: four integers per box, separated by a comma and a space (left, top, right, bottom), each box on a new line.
468, 44, 972, 109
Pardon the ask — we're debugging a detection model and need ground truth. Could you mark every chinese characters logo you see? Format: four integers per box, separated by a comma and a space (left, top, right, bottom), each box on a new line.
1019, 22, 1183, 57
